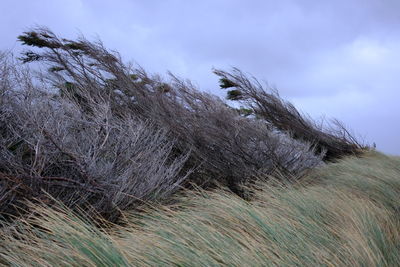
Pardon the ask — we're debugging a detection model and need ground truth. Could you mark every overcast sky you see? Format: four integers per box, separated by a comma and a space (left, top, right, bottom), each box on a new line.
1, 0, 399, 154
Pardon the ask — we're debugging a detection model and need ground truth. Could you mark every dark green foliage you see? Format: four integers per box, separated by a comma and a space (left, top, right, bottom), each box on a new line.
49, 66, 64, 72
61, 81, 77, 95
129, 74, 139, 81
218, 77, 237, 89
226, 89, 243, 100
236, 106, 254, 117
17, 31, 60, 49
64, 41, 87, 51
18, 51, 41, 63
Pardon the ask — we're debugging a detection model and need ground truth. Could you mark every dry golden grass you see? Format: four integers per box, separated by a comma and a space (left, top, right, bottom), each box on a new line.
1, 151, 400, 266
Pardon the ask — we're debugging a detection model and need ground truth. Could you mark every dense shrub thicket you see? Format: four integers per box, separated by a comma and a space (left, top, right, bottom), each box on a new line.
0, 28, 365, 222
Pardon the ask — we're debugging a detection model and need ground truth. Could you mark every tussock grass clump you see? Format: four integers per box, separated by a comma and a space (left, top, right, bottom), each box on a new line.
1, 152, 399, 266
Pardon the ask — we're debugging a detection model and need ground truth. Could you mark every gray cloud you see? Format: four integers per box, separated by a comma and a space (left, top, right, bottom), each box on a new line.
1, 0, 399, 154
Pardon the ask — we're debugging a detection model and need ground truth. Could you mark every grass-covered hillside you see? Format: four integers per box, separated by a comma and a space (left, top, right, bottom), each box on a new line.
1, 28, 396, 266
1, 151, 400, 266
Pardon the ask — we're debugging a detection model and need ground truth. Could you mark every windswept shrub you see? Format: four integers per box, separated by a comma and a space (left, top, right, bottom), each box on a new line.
0, 53, 189, 221
16, 28, 326, 186
214, 68, 366, 160
0, 27, 365, 221
146, 77, 323, 193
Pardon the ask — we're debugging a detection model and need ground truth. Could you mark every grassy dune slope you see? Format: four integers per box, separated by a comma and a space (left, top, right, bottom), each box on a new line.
1, 151, 400, 266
